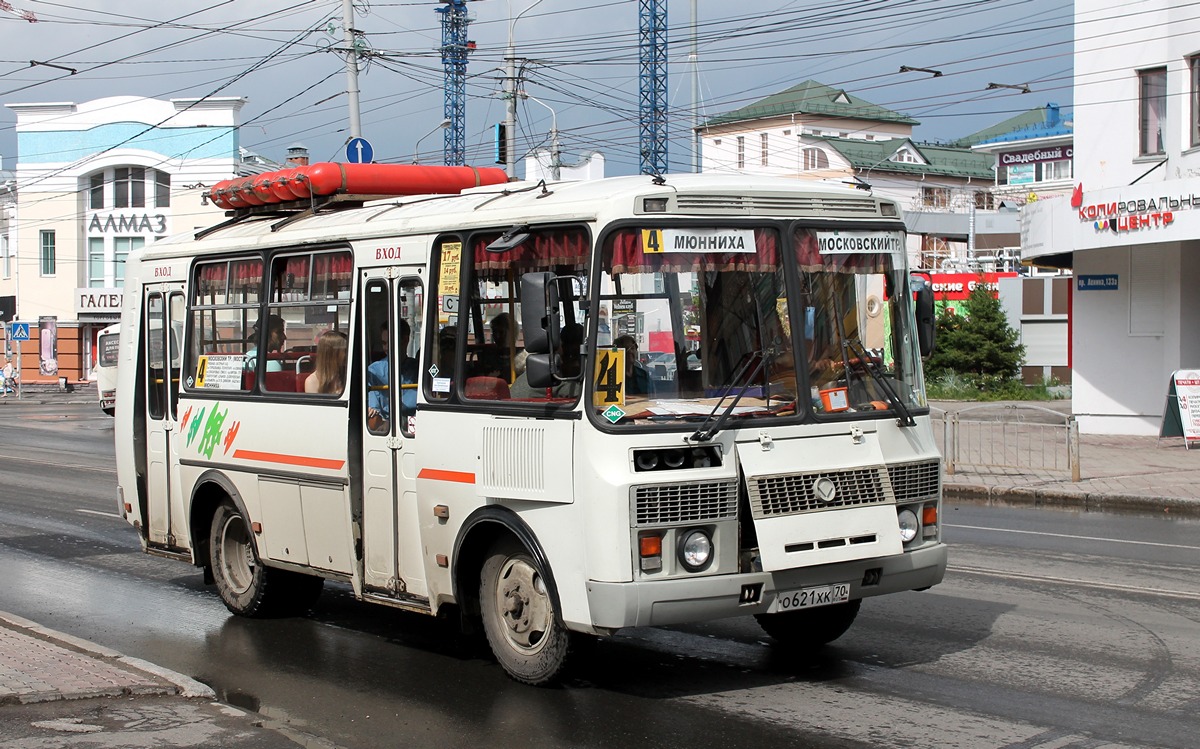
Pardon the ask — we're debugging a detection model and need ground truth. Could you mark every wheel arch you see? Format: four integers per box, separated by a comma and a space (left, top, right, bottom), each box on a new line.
190, 470, 254, 570
451, 506, 561, 622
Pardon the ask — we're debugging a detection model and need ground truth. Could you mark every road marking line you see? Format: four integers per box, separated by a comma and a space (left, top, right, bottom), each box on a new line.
3, 455, 116, 473
76, 508, 121, 519
946, 523, 1200, 551
950, 564, 1200, 602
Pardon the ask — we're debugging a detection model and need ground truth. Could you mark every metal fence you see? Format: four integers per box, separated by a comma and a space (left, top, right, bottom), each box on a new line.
932, 404, 1080, 481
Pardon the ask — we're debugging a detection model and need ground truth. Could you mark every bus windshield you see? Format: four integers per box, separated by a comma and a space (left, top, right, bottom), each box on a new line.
592, 224, 925, 427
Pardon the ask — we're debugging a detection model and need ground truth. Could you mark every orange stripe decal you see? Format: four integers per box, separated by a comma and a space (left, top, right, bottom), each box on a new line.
417, 468, 476, 484
232, 449, 346, 471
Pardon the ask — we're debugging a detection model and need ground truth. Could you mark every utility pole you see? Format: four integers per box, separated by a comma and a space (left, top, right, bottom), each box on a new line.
690, 0, 700, 173
638, 0, 668, 176
341, 0, 363, 140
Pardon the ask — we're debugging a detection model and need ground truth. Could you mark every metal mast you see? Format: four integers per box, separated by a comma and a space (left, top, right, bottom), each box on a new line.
437, 0, 474, 166
638, 0, 667, 175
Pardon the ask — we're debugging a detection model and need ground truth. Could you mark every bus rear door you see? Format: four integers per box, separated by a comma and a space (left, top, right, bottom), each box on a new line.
142, 286, 187, 551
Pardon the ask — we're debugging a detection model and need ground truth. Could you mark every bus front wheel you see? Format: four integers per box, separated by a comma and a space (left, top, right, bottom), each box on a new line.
210, 501, 288, 617
755, 599, 861, 648
479, 540, 570, 685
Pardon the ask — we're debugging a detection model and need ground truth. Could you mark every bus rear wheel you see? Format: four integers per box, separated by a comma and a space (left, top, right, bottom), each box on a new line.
479, 540, 569, 685
755, 599, 861, 649
210, 501, 290, 617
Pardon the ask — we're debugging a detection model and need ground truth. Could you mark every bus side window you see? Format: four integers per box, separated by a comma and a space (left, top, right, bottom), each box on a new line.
265, 250, 352, 395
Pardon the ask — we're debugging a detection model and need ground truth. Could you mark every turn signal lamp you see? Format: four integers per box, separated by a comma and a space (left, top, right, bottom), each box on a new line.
639, 533, 663, 573
922, 505, 939, 538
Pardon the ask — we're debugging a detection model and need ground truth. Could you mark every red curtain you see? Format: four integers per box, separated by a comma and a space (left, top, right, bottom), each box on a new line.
474, 229, 590, 276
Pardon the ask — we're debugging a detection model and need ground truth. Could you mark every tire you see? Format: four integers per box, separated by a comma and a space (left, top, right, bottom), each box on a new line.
755, 599, 862, 648
479, 540, 570, 685
209, 501, 290, 617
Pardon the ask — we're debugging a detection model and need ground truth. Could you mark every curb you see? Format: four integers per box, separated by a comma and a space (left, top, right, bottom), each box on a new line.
944, 483, 1200, 518
0, 611, 215, 701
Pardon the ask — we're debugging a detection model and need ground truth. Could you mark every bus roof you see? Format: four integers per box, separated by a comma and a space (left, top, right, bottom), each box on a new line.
145, 172, 894, 260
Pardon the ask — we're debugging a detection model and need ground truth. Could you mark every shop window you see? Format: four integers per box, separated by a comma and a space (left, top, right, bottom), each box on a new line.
736, 136, 745, 169
973, 190, 995, 210
1040, 159, 1072, 181
113, 237, 143, 287
1190, 55, 1200, 148
921, 186, 951, 208
760, 133, 769, 166
155, 170, 171, 208
88, 238, 105, 287
39, 230, 55, 276
803, 147, 828, 170
89, 174, 104, 210
1139, 67, 1166, 156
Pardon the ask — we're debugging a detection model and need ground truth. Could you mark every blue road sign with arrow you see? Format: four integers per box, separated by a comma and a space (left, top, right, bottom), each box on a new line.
346, 137, 374, 164
9, 322, 29, 341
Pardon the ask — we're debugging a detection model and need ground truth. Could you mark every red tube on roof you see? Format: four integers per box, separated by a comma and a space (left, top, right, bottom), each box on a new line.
208, 163, 508, 210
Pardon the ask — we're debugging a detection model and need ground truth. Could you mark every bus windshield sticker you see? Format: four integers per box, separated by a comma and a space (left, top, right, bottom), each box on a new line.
438, 242, 461, 297
815, 231, 903, 256
195, 354, 244, 390
642, 228, 756, 254
603, 404, 625, 423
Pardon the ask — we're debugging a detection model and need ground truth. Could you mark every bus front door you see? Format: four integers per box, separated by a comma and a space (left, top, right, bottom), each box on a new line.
359, 275, 426, 603
142, 287, 187, 551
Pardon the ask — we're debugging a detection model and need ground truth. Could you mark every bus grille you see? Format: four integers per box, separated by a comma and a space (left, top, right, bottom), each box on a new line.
633, 480, 738, 526
888, 460, 941, 503
748, 467, 889, 517
673, 194, 881, 216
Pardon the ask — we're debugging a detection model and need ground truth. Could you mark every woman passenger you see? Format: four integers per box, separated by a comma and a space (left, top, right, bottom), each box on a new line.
305, 330, 348, 394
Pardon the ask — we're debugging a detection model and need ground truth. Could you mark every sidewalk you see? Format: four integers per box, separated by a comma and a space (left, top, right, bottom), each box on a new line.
0, 612, 318, 748
933, 399, 1200, 518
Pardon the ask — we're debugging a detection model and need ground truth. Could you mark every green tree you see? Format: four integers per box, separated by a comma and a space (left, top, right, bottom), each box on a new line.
925, 281, 1024, 389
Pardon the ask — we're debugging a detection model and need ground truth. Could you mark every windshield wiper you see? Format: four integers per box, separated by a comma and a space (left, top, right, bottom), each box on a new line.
689, 348, 772, 442
843, 339, 915, 428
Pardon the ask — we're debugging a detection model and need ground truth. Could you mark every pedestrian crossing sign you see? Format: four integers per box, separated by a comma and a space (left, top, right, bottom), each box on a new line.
8, 322, 29, 341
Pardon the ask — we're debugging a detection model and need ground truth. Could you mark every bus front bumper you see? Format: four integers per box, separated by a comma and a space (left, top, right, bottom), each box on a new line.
584, 543, 946, 631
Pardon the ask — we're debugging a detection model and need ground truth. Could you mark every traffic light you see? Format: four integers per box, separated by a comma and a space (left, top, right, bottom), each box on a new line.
494, 123, 507, 165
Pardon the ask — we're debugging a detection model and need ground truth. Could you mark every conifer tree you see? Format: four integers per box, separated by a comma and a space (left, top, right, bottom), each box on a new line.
924, 281, 1024, 388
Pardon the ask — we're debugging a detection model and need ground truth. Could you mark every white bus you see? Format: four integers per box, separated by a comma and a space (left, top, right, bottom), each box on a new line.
96, 323, 120, 416
114, 165, 946, 684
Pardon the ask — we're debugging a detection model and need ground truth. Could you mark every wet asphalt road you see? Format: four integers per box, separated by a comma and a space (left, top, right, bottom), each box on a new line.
1, 402, 1199, 749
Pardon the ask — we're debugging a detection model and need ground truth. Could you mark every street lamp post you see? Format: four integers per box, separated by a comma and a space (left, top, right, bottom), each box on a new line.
522, 93, 560, 180
412, 119, 452, 164
505, 0, 547, 179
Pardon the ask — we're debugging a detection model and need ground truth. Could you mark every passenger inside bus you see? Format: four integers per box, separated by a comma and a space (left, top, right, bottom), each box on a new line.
245, 314, 286, 372
367, 321, 418, 425
483, 312, 526, 382
613, 334, 652, 395
304, 329, 348, 394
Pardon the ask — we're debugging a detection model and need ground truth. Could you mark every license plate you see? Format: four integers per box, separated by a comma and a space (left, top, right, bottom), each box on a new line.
768, 583, 850, 613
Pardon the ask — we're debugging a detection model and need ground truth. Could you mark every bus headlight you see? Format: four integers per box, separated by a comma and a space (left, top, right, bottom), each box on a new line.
678, 529, 713, 571
897, 508, 920, 544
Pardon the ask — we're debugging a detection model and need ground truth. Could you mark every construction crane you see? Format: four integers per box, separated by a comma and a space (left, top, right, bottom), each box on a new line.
638, 0, 667, 175
437, 0, 475, 166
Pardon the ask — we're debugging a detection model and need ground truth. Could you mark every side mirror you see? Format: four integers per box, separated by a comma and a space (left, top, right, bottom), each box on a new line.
526, 352, 554, 388
911, 275, 936, 357
521, 272, 560, 355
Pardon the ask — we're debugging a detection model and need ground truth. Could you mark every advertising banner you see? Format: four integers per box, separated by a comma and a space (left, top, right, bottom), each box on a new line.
38, 316, 57, 376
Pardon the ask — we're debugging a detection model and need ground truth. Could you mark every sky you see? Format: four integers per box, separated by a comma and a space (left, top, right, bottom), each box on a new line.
0, 0, 1077, 178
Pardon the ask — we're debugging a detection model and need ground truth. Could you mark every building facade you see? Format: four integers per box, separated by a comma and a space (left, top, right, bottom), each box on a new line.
697, 80, 1018, 273
2, 95, 254, 383
1023, 0, 1200, 434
